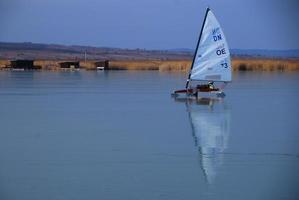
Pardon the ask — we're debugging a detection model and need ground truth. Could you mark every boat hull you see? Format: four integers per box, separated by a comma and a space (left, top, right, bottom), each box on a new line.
171, 88, 225, 98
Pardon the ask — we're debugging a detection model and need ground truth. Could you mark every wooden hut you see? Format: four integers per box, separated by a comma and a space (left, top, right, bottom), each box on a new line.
59, 61, 80, 69
94, 60, 109, 70
10, 60, 41, 70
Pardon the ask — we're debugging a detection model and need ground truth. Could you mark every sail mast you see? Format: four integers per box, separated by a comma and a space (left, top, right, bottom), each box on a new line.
185, 7, 210, 89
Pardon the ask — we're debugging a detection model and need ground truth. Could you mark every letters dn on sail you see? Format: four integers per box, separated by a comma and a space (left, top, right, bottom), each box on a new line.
213, 34, 222, 42
212, 27, 222, 42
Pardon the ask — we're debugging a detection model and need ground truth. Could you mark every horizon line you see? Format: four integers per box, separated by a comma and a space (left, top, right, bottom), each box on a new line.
0, 41, 299, 52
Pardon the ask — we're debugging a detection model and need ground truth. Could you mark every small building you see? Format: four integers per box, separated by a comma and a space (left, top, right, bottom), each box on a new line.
94, 60, 109, 70
59, 61, 80, 69
10, 60, 40, 70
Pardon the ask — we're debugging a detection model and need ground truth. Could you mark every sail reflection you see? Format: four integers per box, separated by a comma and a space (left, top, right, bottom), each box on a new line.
175, 97, 231, 184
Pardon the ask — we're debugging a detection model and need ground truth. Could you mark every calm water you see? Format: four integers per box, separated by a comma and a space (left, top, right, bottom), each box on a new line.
0, 70, 298, 200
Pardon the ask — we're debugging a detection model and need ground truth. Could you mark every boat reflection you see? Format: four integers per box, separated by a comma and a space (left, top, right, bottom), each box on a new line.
174, 97, 231, 184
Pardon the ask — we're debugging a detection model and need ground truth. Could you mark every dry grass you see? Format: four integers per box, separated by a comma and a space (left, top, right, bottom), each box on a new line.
34, 60, 61, 70
110, 58, 299, 71
0, 60, 10, 68
1, 58, 299, 71
109, 60, 191, 71
232, 58, 299, 71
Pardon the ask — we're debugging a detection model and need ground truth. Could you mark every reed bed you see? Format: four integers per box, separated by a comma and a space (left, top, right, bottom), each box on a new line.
1, 58, 299, 71
0, 60, 10, 68
109, 60, 191, 71
232, 58, 299, 71
110, 58, 299, 71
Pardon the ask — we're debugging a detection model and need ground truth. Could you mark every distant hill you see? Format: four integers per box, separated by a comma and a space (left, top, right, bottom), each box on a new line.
0, 42, 192, 60
0, 42, 298, 60
168, 48, 299, 58
230, 49, 299, 59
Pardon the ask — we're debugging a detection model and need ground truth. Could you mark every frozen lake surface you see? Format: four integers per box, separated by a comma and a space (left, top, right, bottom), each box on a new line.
0, 70, 298, 200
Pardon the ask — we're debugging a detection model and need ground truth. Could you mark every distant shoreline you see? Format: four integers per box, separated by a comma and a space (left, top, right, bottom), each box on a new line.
0, 42, 299, 71
1, 58, 299, 72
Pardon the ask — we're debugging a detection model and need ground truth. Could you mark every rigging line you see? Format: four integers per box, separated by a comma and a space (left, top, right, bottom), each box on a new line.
186, 7, 210, 89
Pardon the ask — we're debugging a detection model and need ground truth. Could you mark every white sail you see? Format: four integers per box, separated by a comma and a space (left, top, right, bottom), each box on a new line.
190, 9, 231, 82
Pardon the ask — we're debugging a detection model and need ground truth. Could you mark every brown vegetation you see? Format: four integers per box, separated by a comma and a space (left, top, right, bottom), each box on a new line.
1, 58, 299, 71
232, 58, 299, 71
0, 60, 10, 68
109, 60, 191, 71
110, 58, 299, 72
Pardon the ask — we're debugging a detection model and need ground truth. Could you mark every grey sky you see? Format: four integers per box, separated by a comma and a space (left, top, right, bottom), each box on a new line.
0, 0, 298, 50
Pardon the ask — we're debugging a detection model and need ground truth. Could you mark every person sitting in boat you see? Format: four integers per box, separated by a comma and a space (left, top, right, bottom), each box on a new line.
208, 81, 214, 89
196, 81, 214, 91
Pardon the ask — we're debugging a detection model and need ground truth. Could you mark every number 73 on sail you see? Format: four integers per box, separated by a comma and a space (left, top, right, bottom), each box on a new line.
172, 8, 232, 98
